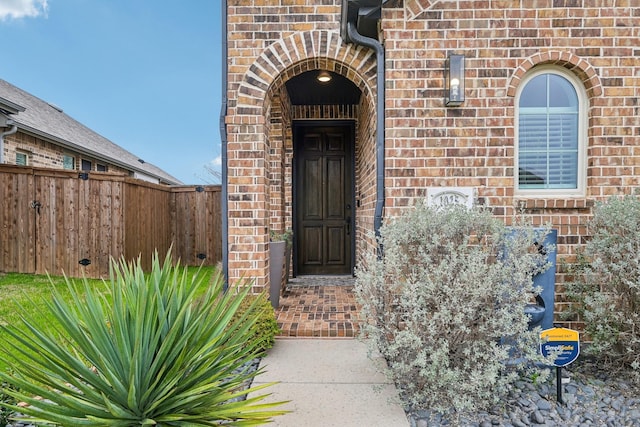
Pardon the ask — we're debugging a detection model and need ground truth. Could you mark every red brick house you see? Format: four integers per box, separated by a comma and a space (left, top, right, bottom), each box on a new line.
221, 0, 639, 328
0, 79, 180, 185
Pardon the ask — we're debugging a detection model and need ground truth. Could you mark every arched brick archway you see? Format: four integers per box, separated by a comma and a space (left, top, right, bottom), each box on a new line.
507, 51, 603, 99
225, 29, 378, 289
235, 30, 376, 114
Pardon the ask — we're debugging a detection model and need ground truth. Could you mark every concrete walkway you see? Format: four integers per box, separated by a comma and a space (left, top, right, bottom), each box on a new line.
251, 338, 408, 426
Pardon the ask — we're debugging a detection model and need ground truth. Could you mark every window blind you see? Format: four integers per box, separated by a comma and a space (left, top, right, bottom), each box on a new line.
518, 73, 579, 190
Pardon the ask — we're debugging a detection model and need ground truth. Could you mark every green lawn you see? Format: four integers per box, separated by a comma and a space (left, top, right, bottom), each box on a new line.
0, 266, 216, 373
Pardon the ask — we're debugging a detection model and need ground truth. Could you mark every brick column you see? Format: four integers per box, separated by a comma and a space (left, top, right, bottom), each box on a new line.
226, 115, 269, 290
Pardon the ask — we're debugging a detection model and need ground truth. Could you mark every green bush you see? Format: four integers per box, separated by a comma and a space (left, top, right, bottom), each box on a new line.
0, 250, 287, 426
565, 195, 640, 380
230, 293, 280, 356
355, 204, 552, 416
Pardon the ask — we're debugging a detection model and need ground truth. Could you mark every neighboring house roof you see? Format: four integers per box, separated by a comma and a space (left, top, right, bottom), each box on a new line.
0, 79, 182, 185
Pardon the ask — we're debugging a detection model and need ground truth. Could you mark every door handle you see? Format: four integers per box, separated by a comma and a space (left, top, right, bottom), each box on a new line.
346, 216, 351, 236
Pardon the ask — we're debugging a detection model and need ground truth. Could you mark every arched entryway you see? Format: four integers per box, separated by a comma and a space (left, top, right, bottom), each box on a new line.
261, 59, 377, 289
226, 31, 379, 283
226, 30, 379, 336
265, 64, 373, 337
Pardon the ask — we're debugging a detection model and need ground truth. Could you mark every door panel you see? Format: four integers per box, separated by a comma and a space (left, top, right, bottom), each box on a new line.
326, 226, 345, 264
326, 157, 344, 219
295, 125, 354, 275
302, 226, 322, 265
303, 158, 322, 219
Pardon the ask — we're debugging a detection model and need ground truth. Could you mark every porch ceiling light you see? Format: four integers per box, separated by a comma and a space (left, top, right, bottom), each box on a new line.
445, 54, 465, 107
317, 70, 332, 83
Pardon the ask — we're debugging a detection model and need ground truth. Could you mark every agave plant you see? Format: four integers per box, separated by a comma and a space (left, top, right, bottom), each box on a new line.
0, 251, 287, 426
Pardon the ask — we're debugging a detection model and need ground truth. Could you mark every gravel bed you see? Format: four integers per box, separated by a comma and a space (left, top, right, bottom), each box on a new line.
408, 359, 640, 426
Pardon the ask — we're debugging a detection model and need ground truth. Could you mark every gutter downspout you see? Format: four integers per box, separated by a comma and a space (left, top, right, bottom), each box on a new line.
219, 0, 229, 289
0, 123, 18, 164
346, 21, 385, 253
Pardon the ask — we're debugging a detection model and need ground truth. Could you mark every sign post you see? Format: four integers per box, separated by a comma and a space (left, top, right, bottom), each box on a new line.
540, 327, 580, 404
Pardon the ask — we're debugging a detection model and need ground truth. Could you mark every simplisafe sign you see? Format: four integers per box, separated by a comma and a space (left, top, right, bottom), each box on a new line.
540, 327, 580, 367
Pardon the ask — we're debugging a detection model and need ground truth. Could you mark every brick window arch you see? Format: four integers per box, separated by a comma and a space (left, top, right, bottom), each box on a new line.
515, 66, 588, 196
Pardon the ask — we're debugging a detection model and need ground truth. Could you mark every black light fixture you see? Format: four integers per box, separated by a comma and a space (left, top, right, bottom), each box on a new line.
317, 70, 332, 83
445, 54, 465, 107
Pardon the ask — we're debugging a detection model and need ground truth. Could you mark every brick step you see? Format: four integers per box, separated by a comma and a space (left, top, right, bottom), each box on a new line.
275, 285, 361, 338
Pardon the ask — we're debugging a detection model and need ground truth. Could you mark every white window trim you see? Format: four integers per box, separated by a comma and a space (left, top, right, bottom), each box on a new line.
514, 65, 588, 197
63, 154, 76, 170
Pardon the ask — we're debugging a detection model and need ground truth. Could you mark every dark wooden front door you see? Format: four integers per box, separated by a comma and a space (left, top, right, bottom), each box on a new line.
294, 124, 354, 275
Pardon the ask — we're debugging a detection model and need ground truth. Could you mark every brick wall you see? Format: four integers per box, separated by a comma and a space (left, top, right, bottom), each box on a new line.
226, 0, 640, 328
354, 94, 378, 264
226, 0, 378, 289
3, 131, 130, 175
381, 1, 639, 329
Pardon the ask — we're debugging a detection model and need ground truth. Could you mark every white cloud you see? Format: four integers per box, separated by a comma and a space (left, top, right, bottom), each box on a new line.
210, 155, 222, 167
0, 0, 48, 21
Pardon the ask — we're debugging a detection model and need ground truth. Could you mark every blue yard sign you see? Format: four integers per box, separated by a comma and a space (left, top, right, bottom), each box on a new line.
540, 327, 580, 367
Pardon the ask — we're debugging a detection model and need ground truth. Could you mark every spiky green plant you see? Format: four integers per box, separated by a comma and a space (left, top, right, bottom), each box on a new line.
0, 251, 287, 426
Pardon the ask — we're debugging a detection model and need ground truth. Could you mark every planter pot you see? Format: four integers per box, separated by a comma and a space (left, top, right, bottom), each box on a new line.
269, 241, 286, 309
284, 241, 292, 286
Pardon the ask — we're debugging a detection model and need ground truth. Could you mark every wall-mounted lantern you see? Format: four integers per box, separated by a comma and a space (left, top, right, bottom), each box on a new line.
445, 54, 465, 107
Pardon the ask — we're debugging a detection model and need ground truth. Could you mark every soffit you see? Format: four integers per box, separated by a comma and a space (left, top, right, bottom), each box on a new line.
285, 70, 362, 106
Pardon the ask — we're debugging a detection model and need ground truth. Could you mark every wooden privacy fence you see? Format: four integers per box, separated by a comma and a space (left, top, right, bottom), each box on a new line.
0, 165, 221, 278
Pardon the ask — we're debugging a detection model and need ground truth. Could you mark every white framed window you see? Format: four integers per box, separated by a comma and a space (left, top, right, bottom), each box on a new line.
515, 66, 587, 196
63, 154, 75, 170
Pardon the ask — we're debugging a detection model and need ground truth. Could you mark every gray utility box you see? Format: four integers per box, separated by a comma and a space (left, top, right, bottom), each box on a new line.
525, 228, 558, 331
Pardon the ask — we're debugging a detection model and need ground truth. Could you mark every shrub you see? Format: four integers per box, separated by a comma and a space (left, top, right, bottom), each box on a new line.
565, 195, 640, 380
230, 293, 280, 356
0, 250, 287, 426
355, 203, 551, 416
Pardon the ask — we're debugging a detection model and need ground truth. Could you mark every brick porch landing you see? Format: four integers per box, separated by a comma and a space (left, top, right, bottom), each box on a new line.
275, 276, 361, 338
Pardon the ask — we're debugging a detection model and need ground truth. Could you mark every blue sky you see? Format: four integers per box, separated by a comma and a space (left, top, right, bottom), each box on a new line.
0, 0, 222, 184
